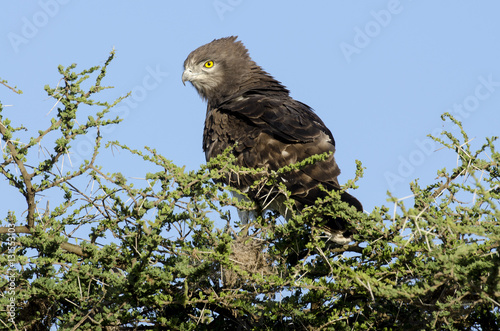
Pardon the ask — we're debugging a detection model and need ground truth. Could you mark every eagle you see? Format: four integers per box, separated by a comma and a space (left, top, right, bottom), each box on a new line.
182, 36, 362, 244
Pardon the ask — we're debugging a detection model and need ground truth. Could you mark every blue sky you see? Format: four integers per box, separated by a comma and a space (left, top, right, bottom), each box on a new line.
1, 0, 499, 218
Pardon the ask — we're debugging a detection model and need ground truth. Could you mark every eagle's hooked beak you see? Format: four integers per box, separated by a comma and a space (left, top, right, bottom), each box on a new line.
181, 68, 198, 86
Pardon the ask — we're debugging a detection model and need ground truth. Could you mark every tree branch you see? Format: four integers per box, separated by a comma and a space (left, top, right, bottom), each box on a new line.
0, 123, 36, 228
0, 225, 87, 257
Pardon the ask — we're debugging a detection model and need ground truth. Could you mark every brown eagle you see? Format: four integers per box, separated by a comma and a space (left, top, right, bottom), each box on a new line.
182, 36, 362, 244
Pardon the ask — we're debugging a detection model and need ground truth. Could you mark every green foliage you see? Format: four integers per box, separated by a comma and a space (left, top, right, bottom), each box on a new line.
0, 54, 499, 330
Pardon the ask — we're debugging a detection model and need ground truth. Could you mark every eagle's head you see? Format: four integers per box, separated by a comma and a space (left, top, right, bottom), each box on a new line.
182, 36, 287, 106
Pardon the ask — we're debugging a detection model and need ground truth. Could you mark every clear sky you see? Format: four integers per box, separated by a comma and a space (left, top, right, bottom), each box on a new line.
1, 0, 499, 218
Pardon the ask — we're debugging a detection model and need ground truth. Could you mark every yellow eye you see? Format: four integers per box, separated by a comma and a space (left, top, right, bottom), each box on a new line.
204, 60, 214, 68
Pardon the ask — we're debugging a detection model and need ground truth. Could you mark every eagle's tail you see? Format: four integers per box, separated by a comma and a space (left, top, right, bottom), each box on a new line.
322, 191, 363, 245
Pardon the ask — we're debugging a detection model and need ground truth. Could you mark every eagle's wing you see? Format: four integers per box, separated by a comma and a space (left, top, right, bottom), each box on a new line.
204, 94, 358, 213
222, 94, 335, 144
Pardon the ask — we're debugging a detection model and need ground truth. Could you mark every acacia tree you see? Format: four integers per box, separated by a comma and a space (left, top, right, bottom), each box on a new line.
1, 52, 499, 330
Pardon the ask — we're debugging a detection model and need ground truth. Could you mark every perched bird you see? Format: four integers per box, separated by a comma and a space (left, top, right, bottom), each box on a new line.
182, 36, 362, 244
